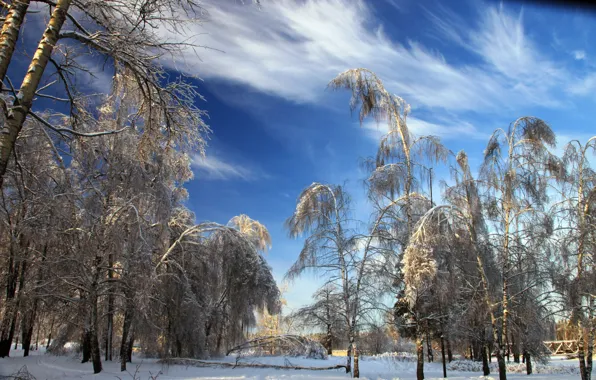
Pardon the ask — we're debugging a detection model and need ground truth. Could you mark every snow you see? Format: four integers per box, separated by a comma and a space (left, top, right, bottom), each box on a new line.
0, 348, 583, 379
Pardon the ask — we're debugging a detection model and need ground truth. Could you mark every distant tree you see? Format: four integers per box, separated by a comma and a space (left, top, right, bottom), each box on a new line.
288, 284, 344, 355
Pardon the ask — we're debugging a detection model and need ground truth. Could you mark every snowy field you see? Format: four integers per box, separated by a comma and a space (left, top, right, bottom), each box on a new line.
0, 348, 583, 380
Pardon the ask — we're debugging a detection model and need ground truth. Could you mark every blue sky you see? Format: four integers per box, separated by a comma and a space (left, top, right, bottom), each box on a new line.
154, 0, 596, 312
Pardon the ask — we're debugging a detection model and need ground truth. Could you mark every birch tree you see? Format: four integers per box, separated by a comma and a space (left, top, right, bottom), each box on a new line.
0, 0, 212, 188
285, 183, 365, 375
553, 136, 596, 380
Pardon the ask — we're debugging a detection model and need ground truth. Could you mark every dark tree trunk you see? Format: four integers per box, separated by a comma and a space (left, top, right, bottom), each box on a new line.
0, 251, 26, 358
482, 342, 490, 376
90, 288, 102, 374
325, 324, 333, 355
353, 343, 359, 378
495, 346, 507, 380
587, 310, 594, 380
126, 332, 134, 363
525, 351, 532, 375
120, 288, 134, 371
416, 335, 425, 380
579, 326, 587, 380
512, 335, 520, 363
426, 330, 433, 363
35, 318, 40, 351
46, 317, 54, 349
105, 253, 114, 361
440, 334, 447, 378
21, 311, 35, 356
23, 243, 45, 357
446, 337, 453, 362
81, 330, 91, 363
216, 329, 223, 354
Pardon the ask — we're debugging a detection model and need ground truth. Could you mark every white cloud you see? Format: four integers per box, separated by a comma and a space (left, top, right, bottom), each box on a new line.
573, 50, 586, 60
426, 3, 565, 108
363, 116, 486, 142
157, 0, 574, 113
191, 155, 263, 181
567, 73, 596, 96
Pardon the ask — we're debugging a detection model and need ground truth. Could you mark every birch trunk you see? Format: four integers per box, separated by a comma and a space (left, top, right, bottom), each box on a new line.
0, 0, 72, 188
0, 0, 30, 83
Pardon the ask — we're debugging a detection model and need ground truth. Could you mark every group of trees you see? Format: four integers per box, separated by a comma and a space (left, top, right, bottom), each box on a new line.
0, 1, 594, 380
0, 0, 280, 375
285, 69, 596, 380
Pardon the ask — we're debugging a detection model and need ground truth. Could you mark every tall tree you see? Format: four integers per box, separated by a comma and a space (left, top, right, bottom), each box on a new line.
329, 68, 448, 380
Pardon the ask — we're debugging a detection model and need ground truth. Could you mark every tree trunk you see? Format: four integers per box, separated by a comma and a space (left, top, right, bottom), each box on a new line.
81, 329, 91, 363
525, 351, 532, 375
0, 0, 30, 84
0, 0, 73, 188
21, 306, 35, 357
0, 244, 21, 358
440, 334, 447, 378
326, 323, 333, 355
353, 343, 359, 378
512, 335, 519, 363
345, 327, 354, 374
579, 325, 587, 380
447, 337, 453, 362
496, 347, 507, 380
416, 335, 424, 380
127, 331, 134, 363
45, 317, 54, 349
90, 289, 102, 374
426, 329, 433, 363
120, 311, 131, 371
35, 317, 40, 351
482, 342, 490, 376
105, 254, 114, 361
587, 322, 594, 380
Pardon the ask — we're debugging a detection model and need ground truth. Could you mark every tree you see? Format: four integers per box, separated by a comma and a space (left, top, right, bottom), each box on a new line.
481, 117, 561, 379
0, 0, 211, 188
285, 182, 367, 375
289, 284, 344, 355
553, 136, 596, 380
329, 68, 448, 380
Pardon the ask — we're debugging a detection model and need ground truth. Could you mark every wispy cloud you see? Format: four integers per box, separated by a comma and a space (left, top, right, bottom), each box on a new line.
363, 116, 486, 142
158, 0, 582, 113
425, 3, 566, 108
567, 73, 596, 96
191, 155, 265, 181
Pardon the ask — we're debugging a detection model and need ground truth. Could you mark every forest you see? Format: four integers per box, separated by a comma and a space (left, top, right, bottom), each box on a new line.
0, 1, 594, 380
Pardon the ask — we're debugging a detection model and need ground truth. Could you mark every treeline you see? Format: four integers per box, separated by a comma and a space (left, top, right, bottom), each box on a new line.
0, 0, 280, 375
285, 69, 596, 380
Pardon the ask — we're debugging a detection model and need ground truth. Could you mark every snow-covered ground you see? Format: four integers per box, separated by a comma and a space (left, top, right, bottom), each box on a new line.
0, 348, 583, 379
